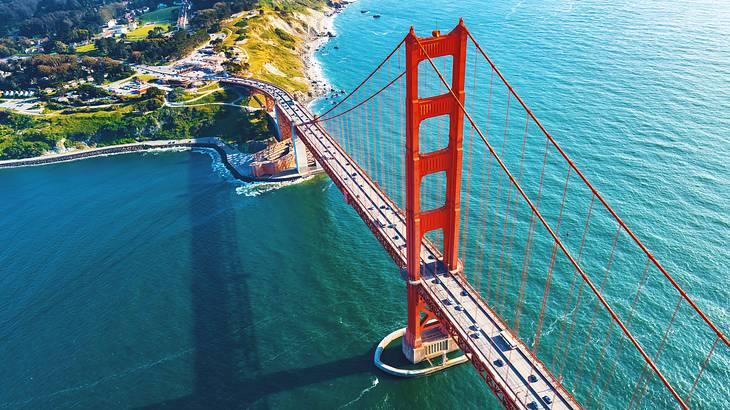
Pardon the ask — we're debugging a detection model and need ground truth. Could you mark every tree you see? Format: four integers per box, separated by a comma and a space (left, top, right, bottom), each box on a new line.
0, 140, 49, 159
141, 97, 163, 111
50, 40, 70, 53
146, 86, 165, 99
147, 27, 164, 39
168, 87, 185, 102
223, 61, 246, 74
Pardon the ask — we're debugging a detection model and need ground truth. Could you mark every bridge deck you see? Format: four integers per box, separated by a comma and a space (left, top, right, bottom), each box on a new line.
223, 77, 581, 410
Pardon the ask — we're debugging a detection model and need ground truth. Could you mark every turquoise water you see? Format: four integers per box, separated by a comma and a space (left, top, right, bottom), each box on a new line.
1, 0, 728, 408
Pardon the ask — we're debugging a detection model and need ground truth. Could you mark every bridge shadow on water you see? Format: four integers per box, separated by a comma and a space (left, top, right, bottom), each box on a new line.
138, 154, 372, 409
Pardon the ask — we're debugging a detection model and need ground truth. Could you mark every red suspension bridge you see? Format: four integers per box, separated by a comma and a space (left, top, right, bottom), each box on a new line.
223, 20, 727, 409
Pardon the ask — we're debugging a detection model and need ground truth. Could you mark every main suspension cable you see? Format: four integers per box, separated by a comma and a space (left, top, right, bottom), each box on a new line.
314, 38, 406, 122
464, 27, 728, 349
414, 33, 689, 409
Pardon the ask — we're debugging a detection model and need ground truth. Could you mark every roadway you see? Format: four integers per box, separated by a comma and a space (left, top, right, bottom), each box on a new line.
220, 76, 582, 410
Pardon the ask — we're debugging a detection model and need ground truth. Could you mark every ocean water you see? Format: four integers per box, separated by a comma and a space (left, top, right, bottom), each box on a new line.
0, 0, 728, 409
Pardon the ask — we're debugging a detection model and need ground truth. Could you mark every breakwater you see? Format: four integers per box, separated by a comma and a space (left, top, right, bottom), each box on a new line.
0, 140, 293, 183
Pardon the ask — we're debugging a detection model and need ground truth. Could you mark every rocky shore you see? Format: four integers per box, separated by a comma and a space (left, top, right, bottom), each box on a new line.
299, 0, 355, 105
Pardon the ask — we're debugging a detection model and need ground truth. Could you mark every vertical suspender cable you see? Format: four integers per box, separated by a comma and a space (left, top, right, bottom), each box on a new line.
575, 224, 623, 381
533, 168, 571, 352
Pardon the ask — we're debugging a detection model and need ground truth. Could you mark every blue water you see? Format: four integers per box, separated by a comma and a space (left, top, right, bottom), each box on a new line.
1, 0, 728, 408
316, 1, 729, 405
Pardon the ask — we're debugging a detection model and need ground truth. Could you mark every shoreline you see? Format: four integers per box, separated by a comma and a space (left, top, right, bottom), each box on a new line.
0, 138, 309, 183
0, 2, 351, 174
300, 1, 354, 106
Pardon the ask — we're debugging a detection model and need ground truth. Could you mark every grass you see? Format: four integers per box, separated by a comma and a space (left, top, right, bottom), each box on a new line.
258, 0, 327, 13
126, 23, 171, 41
44, 103, 138, 125
102, 73, 157, 87
75, 43, 96, 53
194, 104, 270, 143
220, 13, 246, 48
170, 82, 222, 102
0, 93, 275, 158
195, 81, 221, 93
102, 73, 137, 86
220, 8, 309, 93
196, 88, 244, 105
5, 104, 138, 143
140, 6, 179, 24
135, 74, 158, 82
0, 128, 13, 150
246, 37, 306, 92
176, 90, 206, 102
244, 94, 264, 109
171, 87, 261, 108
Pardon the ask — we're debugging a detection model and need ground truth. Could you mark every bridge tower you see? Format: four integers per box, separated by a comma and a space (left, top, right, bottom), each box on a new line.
403, 21, 468, 363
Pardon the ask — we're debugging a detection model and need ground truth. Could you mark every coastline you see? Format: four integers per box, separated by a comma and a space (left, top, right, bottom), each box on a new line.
0, 2, 350, 172
300, 1, 353, 106
0, 137, 309, 183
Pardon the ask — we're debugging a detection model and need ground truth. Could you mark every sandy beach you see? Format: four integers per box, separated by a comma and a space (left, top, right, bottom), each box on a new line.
298, 1, 355, 106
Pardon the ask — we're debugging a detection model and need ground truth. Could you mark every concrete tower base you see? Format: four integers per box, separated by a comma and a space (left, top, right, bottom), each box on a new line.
402, 325, 461, 364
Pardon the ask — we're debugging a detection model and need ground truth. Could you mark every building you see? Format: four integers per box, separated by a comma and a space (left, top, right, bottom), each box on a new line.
0, 90, 34, 98
101, 19, 129, 38
133, 85, 151, 95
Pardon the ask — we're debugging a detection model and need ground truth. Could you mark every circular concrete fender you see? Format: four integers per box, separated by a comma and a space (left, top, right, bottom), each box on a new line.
374, 328, 468, 377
